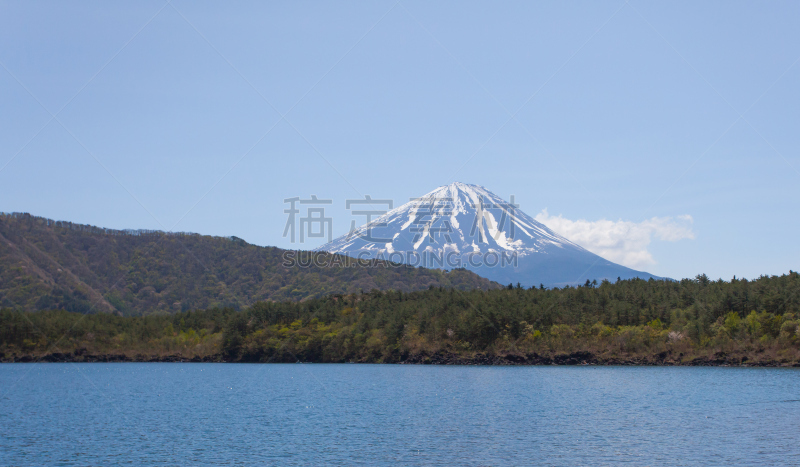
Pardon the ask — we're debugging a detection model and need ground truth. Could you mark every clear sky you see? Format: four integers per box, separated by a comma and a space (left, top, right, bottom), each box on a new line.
1, 1, 798, 281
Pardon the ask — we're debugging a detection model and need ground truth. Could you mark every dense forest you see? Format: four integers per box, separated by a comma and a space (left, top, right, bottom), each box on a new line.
3, 273, 799, 365
0, 213, 497, 314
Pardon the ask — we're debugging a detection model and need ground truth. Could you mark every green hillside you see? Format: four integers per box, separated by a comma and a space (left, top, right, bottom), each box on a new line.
0, 213, 498, 315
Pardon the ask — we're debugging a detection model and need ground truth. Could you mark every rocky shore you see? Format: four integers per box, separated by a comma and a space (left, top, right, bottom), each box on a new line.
0, 349, 223, 363
3, 349, 799, 367
395, 350, 800, 367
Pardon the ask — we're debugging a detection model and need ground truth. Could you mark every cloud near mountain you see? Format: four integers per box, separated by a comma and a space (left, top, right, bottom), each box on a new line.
534, 210, 695, 270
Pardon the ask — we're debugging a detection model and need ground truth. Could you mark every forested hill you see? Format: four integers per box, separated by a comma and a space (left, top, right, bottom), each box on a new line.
0, 213, 499, 315
2, 273, 799, 365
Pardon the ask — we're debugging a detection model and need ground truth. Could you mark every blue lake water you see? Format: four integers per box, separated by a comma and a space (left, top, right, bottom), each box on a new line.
1, 364, 799, 466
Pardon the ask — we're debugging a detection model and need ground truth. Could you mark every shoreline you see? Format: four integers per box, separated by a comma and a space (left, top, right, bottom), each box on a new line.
3, 350, 799, 367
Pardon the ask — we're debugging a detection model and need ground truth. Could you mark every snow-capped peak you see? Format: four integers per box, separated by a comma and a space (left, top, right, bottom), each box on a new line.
316, 182, 582, 259
314, 182, 660, 287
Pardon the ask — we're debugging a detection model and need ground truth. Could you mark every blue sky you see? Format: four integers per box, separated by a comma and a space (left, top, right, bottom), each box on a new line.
1, 1, 798, 281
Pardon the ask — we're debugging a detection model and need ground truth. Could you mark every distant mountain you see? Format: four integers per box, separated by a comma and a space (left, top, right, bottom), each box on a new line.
316, 182, 661, 287
0, 213, 498, 315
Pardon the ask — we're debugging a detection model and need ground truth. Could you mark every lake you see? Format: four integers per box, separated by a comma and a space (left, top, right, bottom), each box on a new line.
1, 364, 799, 465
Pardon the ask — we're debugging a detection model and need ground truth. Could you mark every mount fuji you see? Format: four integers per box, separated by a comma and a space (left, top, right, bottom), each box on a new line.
315, 182, 661, 287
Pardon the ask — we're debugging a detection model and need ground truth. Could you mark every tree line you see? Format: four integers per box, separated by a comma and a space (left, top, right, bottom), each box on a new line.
3, 272, 799, 365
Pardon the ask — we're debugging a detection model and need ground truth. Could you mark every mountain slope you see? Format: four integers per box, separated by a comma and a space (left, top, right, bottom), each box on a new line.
0, 213, 498, 315
316, 182, 661, 287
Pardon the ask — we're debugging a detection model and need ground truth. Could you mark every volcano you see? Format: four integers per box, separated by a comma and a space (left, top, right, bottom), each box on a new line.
315, 182, 661, 287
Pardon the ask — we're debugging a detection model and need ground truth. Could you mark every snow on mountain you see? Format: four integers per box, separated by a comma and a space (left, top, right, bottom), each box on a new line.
315, 182, 661, 287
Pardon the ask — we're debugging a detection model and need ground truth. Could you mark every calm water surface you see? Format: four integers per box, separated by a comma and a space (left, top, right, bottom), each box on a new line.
1, 364, 799, 466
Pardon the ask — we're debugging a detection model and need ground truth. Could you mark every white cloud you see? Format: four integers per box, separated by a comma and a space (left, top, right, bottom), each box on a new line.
534, 209, 695, 271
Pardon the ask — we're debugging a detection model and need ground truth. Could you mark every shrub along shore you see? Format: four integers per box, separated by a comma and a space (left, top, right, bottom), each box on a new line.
2, 274, 799, 366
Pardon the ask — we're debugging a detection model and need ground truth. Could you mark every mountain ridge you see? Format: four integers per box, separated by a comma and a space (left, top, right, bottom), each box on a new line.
0, 212, 499, 315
